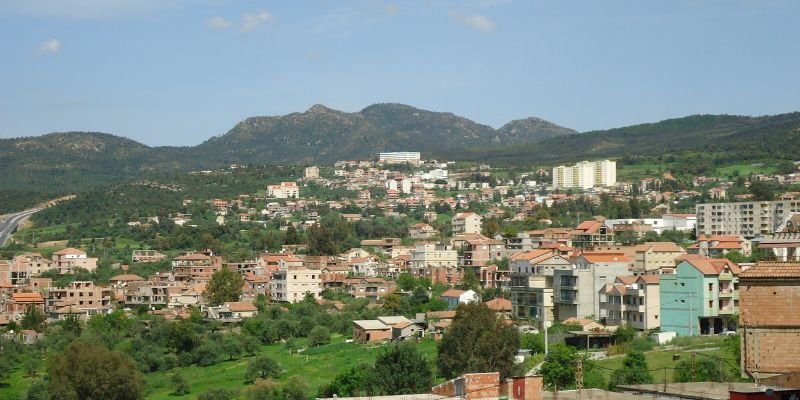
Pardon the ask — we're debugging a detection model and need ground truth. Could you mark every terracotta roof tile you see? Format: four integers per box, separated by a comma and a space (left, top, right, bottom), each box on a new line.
739, 262, 800, 280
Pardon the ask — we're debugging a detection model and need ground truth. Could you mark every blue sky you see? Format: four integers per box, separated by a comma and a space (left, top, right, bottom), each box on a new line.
1, 0, 799, 146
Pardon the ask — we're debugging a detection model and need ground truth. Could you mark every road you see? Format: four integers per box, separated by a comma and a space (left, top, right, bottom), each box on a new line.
0, 208, 41, 247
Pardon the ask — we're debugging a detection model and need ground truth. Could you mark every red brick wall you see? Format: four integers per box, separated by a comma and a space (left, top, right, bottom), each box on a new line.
500, 376, 543, 400
431, 373, 500, 400
740, 282, 800, 326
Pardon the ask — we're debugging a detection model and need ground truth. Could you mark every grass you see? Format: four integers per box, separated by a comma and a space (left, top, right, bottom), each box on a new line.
716, 163, 774, 178
143, 336, 439, 399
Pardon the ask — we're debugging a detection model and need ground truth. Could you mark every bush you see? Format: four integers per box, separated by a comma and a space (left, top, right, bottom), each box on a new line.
308, 326, 330, 347
198, 388, 238, 400
171, 372, 191, 395
246, 355, 282, 382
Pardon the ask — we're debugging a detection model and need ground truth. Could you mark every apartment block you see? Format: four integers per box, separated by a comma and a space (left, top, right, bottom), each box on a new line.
266, 182, 300, 199
378, 151, 421, 165
270, 267, 322, 303
600, 275, 661, 331
695, 200, 800, 238
552, 160, 616, 189
553, 253, 631, 321
51, 248, 98, 274
452, 212, 483, 235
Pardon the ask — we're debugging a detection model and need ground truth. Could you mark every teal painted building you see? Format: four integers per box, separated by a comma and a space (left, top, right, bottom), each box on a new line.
660, 255, 740, 336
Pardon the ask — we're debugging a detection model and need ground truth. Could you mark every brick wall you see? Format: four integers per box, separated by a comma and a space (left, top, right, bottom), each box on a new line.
740, 282, 800, 326
501, 376, 544, 400
432, 373, 500, 400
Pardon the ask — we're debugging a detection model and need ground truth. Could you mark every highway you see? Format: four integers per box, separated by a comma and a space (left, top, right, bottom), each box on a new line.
0, 208, 41, 247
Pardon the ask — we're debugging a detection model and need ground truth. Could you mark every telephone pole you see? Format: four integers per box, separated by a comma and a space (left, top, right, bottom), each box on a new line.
691, 352, 696, 382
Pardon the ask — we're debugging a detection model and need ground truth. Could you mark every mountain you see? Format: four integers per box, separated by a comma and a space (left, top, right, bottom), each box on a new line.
452, 112, 800, 165
0, 104, 574, 193
192, 103, 576, 165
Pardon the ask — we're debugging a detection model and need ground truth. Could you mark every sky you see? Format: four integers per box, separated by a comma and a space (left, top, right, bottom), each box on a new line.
1, 0, 799, 146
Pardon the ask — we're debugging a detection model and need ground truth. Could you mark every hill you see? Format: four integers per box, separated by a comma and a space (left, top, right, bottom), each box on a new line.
0, 104, 575, 195
191, 103, 577, 165
452, 112, 800, 165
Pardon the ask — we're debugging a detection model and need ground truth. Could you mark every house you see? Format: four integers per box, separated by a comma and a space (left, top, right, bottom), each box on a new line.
1, 292, 45, 324
204, 301, 258, 321
409, 223, 439, 239
51, 248, 98, 274
441, 289, 479, 310
171, 252, 223, 282
345, 277, 396, 301
660, 255, 741, 336
46, 281, 114, 320
352, 319, 388, 342
688, 234, 751, 257
391, 321, 425, 341
131, 250, 167, 263
739, 261, 800, 380
600, 275, 661, 331
409, 243, 458, 276
0, 253, 54, 286
451, 212, 483, 235
484, 297, 512, 319
562, 317, 605, 331
570, 220, 615, 249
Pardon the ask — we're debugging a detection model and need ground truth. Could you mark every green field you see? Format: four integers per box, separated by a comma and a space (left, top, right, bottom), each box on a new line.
591, 347, 737, 384
716, 163, 775, 178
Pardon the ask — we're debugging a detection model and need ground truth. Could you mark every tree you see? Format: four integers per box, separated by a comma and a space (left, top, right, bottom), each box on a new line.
437, 302, 520, 379
609, 351, 653, 390
246, 355, 281, 382
205, 268, 244, 306
308, 326, 330, 346
171, 372, 191, 395
244, 379, 282, 400
456, 270, 481, 292
283, 375, 310, 400
319, 364, 378, 397
21, 305, 46, 331
221, 334, 244, 360
540, 343, 577, 390
48, 341, 144, 400
520, 332, 545, 354
372, 342, 434, 395
397, 273, 418, 291
613, 324, 636, 344
674, 358, 723, 382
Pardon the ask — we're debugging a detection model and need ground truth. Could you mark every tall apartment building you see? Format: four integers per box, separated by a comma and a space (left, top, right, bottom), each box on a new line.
409, 243, 458, 273
552, 160, 616, 189
451, 212, 483, 235
266, 182, 300, 199
304, 166, 320, 180
270, 267, 322, 303
696, 200, 800, 238
379, 152, 421, 165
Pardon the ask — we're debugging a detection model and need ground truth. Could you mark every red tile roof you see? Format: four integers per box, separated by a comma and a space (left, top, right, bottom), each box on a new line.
739, 262, 800, 280
484, 298, 512, 311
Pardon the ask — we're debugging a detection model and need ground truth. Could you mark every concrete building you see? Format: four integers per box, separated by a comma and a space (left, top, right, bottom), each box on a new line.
510, 274, 554, 328
739, 261, 800, 380
660, 255, 740, 336
695, 200, 800, 238
632, 242, 687, 274
553, 253, 631, 321
571, 220, 615, 249
600, 275, 661, 331
270, 267, 322, 303
452, 212, 483, 235
304, 166, 320, 180
46, 281, 114, 319
266, 182, 300, 199
379, 151, 421, 165
51, 248, 98, 274
552, 160, 616, 189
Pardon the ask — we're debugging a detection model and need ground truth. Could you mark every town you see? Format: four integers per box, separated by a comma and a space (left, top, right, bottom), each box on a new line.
2, 150, 800, 400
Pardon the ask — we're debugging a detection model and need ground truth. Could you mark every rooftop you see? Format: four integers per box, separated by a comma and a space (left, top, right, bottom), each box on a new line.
739, 261, 800, 280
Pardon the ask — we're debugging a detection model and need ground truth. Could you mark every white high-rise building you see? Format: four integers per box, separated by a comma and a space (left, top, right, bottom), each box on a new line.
379, 152, 421, 165
552, 160, 616, 189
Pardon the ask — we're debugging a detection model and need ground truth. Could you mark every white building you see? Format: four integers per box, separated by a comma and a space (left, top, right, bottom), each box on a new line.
451, 212, 483, 235
304, 166, 319, 180
552, 160, 616, 189
696, 200, 800, 238
266, 182, 300, 199
409, 243, 458, 272
270, 267, 322, 303
379, 152, 421, 165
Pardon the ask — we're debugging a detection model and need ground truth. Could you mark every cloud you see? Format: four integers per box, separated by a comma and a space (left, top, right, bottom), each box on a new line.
241, 10, 274, 32
450, 11, 495, 32
207, 16, 231, 29
39, 39, 61, 54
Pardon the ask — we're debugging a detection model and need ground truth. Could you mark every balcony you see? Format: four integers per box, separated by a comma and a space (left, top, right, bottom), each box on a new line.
718, 289, 733, 298
718, 273, 733, 281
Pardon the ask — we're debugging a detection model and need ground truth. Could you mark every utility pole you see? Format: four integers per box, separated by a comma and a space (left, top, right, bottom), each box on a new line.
543, 305, 549, 355
691, 352, 696, 382
576, 356, 584, 400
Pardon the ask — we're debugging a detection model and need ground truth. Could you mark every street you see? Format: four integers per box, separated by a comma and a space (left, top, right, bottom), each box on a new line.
0, 208, 41, 247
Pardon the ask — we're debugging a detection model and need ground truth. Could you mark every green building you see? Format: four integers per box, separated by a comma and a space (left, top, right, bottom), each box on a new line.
660, 255, 740, 336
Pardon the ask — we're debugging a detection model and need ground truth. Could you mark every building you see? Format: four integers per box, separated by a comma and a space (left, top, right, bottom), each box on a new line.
570, 220, 615, 249
270, 267, 321, 303
739, 261, 800, 380
441, 289, 479, 310
266, 182, 300, 199
552, 160, 616, 189
660, 255, 740, 336
131, 250, 166, 264
379, 152, 421, 165
409, 243, 458, 275
554, 253, 632, 321
409, 223, 439, 239
0, 253, 54, 286
600, 275, 661, 331
687, 234, 751, 257
304, 166, 320, 180
51, 248, 98, 274
452, 212, 483, 235
695, 200, 800, 238
171, 252, 222, 282
632, 242, 687, 274
47, 281, 114, 320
